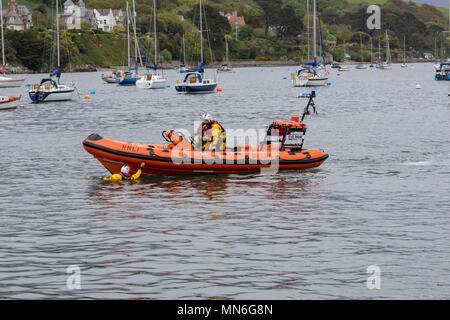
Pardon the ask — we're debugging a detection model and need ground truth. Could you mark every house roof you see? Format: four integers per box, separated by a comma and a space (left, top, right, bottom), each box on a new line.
17, 5, 30, 15
5, 13, 23, 26
64, 0, 74, 7
96, 9, 114, 16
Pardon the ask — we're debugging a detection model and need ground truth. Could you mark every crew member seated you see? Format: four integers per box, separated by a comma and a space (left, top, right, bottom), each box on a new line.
194, 114, 226, 151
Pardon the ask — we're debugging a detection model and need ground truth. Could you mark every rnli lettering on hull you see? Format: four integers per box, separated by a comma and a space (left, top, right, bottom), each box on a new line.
121, 144, 140, 153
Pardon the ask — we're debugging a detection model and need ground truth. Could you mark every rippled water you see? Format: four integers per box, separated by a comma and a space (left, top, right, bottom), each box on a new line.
1, 63, 450, 299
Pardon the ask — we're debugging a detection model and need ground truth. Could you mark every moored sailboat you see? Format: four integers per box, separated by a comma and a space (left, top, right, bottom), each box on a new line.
136, 0, 167, 89
401, 36, 408, 68
0, 0, 24, 88
355, 34, 367, 69
217, 36, 232, 73
175, 0, 217, 93
379, 30, 392, 70
117, 1, 140, 86
28, 0, 75, 103
176, 35, 189, 73
291, 0, 328, 86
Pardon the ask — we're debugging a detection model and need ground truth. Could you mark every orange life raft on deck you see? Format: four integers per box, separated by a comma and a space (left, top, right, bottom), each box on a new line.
83, 93, 328, 175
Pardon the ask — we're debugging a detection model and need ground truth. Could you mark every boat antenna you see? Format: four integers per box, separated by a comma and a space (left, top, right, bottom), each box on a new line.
298, 91, 317, 121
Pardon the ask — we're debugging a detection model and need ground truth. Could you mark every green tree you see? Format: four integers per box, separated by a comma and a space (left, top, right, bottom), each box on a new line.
238, 25, 253, 40
254, 0, 282, 38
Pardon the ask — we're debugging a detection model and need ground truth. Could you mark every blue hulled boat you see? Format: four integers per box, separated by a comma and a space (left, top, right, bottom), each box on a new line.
435, 62, 450, 81
175, 64, 217, 93
175, 0, 218, 94
117, 66, 140, 86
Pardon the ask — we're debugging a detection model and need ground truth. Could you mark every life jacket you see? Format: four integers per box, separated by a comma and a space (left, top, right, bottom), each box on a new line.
120, 172, 131, 180
196, 120, 226, 151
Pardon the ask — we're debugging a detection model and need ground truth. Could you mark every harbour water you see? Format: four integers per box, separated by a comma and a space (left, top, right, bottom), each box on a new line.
1, 63, 450, 299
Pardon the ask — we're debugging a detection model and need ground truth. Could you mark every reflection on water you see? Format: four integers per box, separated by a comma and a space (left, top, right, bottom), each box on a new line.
1, 64, 450, 299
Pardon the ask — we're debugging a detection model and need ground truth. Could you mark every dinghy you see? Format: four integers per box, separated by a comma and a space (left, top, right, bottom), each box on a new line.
83, 92, 328, 175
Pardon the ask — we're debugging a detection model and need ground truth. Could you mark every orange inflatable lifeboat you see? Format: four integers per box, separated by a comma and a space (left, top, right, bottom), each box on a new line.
83, 93, 328, 175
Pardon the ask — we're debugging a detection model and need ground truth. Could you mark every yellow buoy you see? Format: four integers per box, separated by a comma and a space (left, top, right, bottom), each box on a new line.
85, 95, 90, 99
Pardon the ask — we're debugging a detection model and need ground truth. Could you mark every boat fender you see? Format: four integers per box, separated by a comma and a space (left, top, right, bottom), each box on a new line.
163, 143, 173, 151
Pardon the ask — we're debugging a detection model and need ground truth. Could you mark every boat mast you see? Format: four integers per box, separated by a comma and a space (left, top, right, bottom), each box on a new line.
56, 0, 60, 68
133, 0, 138, 68
0, 0, 5, 71
306, 0, 310, 61
378, 37, 381, 64
385, 30, 391, 64
182, 34, 186, 65
360, 34, 363, 63
343, 39, 346, 60
403, 35, 406, 64
126, 1, 130, 69
434, 38, 438, 61
225, 37, 228, 64
199, 0, 203, 64
313, 0, 316, 61
370, 36, 373, 64
153, 0, 157, 69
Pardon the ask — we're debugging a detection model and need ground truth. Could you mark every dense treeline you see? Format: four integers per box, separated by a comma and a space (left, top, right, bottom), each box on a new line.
6, 0, 450, 70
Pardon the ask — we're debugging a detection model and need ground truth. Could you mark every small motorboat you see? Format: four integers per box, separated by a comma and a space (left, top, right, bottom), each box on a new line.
331, 62, 340, 69
217, 63, 232, 73
136, 73, 167, 89
176, 65, 189, 73
0, 75, 24, 88
101, 70, 122, 83
0, 94, 21, 110
83, 92, 328, 175
355, 63, 368, 69
338, 65, 351, 72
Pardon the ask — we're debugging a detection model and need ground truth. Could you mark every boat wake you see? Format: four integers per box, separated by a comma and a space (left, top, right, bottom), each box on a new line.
401, 160, 434, 166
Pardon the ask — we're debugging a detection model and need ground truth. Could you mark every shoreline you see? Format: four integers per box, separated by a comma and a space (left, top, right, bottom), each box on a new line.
6, 59, 438, 74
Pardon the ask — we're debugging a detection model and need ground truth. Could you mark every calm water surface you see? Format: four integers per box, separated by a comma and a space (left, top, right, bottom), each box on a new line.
1, 63, 450, 299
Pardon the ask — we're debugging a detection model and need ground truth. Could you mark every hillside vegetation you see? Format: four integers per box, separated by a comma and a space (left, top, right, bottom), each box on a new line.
4, 0, 450, 71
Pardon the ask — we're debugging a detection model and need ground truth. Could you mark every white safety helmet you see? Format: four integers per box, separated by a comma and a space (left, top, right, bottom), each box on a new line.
201, 113, 212, 121
121, 165, 130, 175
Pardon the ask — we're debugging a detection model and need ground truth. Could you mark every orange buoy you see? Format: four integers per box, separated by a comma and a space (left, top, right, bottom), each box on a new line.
85, 95, 90, 99
20, 105, 25, 109
217, 87, 222, 92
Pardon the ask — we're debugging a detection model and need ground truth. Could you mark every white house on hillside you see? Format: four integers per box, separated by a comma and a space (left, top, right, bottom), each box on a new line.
62, 0, 124, 31
93, 9, 120, 32
3, 0, 33, 30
